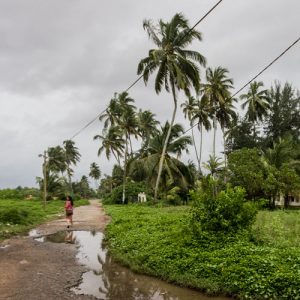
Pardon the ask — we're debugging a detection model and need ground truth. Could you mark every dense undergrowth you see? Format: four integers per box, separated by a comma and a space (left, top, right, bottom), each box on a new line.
0, 198, 89, 240
104, 204, 300, 299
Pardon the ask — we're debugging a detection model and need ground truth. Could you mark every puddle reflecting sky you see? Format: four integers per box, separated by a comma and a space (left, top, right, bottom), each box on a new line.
42, 231, 229, 300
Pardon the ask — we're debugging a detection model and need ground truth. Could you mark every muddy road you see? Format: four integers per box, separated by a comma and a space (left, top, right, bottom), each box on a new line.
0, 200, 110, 300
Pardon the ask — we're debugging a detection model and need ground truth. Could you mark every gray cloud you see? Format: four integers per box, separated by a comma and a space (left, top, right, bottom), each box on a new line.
0, 0, 299, 188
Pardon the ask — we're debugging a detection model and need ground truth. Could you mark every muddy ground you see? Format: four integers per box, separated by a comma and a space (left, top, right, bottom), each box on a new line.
0, 200, 110, 300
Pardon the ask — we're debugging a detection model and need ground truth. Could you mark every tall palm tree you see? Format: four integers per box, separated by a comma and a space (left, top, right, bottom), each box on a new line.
216, 99, 237, 172
202, 155, 224, 178
94, 126, 125, 166
89, 162, 101, 190
190, 96, 212, 172
200, 67, 234, 158
117, 106, 140, 203
137, 109, 159, 153
181, 96, 200, 171
137, 13, 206, 201
240, 81, 270, 140
47, 146, 66, 175
63, 140, 81, 194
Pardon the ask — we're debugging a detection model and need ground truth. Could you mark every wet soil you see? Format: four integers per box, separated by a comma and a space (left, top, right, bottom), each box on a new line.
0, 200, 109, 300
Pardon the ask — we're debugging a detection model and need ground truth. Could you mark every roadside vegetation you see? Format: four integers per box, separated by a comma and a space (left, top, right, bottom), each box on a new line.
105, 203, 300, 299
0, 189, 89, 241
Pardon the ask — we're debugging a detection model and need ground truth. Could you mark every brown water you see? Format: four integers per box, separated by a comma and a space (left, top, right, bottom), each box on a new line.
34, 230, 230, 300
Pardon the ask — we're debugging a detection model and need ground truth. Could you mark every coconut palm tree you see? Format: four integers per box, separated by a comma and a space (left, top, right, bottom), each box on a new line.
137, 13, 206, 201
202, 155, 224, 178
240, 81, 270, 140
89, 162, 101, 190
63, 140, 81, 194
190, 97, 212, 172
216, 99, 237, 172
181, 96, 200, 171
129, 122, 193, 199
200, 67, 234, 158
137, 109, 159, 153
94, 126, 125, 166
117, 106, 140, 203
47, 146, 66, 175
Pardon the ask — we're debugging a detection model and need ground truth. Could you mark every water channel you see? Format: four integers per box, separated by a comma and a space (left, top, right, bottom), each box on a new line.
30, 230, 229, 300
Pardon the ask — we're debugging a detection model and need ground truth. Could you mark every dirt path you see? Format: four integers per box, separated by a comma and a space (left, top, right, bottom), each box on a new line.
0, 200, 110, 300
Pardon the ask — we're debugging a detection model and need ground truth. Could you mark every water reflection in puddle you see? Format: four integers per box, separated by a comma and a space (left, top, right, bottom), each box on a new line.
38, 231, 229, 300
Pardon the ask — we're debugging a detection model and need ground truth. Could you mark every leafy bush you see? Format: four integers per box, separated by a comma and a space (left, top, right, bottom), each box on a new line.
0, 207, 29, 224
190, 186, 257, 233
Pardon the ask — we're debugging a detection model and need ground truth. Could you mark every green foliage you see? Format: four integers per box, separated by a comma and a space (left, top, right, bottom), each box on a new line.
190, 185, 257, 233
104, 204, 300, 299
228, 148, 266, 198
102, 182, 152, 204
0, 188, 40, 200
0, 208, 29, 225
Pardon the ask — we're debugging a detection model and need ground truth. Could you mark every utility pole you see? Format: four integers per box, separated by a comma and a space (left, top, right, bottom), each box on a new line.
39, 150, 48, 209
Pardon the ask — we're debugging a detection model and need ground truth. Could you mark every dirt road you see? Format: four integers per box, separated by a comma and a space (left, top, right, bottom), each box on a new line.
0, 200, 110, 300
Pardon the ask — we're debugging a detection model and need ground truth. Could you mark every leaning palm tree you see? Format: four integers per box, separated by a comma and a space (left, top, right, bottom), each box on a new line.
240, 81, 270, 140
89, 162, 101, 190
200, 66, 234, 158
137, 109, 159, 153
94, 126, 125, 166
63, 140, 81, 194
138, 13, 206, 201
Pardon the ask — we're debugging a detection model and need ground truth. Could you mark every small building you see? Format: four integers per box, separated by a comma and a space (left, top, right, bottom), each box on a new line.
138, 192, 147, 203
275, 193, 300, 208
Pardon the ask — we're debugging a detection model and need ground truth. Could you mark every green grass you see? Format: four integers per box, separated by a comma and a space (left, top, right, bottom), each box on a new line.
253, 209, 300, 247
104, 204, 300, 299
0, 198, 89, 240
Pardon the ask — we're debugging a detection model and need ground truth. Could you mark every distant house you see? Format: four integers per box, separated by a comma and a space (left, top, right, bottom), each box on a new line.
275, 193, 300, 208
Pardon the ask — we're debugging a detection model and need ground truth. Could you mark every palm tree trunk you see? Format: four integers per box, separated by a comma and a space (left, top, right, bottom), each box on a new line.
213, 114, 217, 158
154, 81, 177, 202
129, 136, 133, 157
191, 127, 200, 173
199, 124, 203, 174
222, 127, 227, 183
112, 150, 121, 167
67, 166, 73, 195
122, 135, 129, 204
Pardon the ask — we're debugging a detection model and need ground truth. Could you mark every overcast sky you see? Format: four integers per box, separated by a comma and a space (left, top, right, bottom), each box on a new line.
0, 0, 299, 188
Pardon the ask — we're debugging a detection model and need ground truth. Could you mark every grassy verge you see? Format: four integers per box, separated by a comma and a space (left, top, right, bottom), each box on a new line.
104, 204, 300, 299
0, 198, 89, 241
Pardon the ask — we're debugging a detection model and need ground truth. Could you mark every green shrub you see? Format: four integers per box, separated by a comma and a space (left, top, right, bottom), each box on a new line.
0, 207, 29, 225
190, 186, 257, 233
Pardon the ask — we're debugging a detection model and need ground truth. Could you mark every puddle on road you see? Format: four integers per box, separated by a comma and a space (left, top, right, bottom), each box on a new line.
35, 230, 229, 300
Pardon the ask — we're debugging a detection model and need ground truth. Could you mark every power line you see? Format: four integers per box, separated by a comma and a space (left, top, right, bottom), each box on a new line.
231, 36, 300, 99
69, 0, 224, 140
70, 108, 106, 140
182, 35, 300, 136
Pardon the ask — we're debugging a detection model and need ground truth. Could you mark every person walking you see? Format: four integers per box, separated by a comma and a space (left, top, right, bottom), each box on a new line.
64, 195, 74, 228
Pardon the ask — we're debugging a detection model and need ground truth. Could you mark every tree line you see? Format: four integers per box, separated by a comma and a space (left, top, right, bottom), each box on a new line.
96, 13, 300, 206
